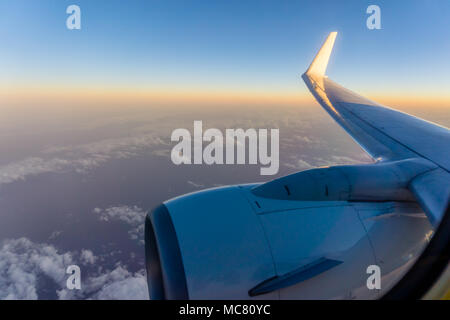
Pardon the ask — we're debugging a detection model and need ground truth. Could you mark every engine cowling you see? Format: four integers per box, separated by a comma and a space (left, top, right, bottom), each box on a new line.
145, 160, 434, 299
146, 185, 279, 299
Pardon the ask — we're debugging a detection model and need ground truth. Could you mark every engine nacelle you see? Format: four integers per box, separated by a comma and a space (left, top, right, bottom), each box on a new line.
252, 158, 435, 202
145, 160, 434, 299
146, 185, 280, 299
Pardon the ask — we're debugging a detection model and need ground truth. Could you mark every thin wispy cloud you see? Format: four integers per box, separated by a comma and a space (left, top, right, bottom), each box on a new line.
0, 133, 166, 186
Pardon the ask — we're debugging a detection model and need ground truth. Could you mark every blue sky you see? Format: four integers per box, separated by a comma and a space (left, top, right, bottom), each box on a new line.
1, 0, 450, 98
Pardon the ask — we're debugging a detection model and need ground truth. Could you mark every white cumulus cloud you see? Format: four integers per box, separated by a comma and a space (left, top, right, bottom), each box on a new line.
0, 238, 149, 300
93, 206, 147, 244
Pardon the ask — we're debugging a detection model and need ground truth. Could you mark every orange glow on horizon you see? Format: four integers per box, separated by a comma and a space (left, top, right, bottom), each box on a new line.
1, 84, 450, 111
0, 84, 314, 109
371, 94, 450, 109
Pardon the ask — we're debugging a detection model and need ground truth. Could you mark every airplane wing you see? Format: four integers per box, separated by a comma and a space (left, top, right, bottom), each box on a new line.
302, 32, 450, 227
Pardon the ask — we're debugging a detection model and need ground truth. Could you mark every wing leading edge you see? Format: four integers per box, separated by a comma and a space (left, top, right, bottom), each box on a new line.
302, 32, 450, 226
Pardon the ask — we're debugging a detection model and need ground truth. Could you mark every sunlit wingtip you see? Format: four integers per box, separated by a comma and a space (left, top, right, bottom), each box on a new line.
305, 32, 338, 77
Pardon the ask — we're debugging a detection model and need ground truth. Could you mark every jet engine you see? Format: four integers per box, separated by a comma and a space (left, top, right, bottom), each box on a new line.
145, 159, 437, 299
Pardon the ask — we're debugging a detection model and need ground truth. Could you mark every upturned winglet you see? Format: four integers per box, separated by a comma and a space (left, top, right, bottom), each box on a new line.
305, 31, 337, 77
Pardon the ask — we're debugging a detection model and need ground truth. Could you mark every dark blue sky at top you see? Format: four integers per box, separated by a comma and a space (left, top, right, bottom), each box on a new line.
1, 0, 449, 95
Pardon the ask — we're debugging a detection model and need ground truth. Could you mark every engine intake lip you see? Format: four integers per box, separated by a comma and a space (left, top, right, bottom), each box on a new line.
145, 203, 189, 300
